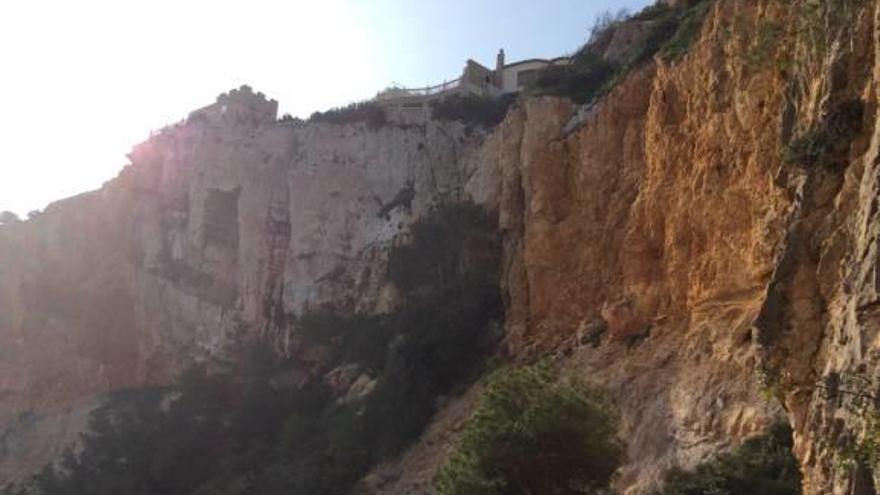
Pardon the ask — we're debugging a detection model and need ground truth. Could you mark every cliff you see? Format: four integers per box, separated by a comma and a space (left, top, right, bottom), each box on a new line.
0, 86, 486, 485
3, 0, 880, 493
364, 0, 880, 492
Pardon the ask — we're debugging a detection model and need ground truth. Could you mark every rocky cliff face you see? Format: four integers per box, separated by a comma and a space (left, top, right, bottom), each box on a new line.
0, 89, 485, 484
5, 0, 880, 493
374, 1, 880, 493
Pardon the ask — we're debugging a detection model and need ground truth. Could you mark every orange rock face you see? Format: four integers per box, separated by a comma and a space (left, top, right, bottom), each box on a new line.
466, 0, 880, 492
471, 16, 791, 485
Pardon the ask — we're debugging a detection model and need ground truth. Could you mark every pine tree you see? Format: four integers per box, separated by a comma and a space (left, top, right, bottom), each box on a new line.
436, 363, 624, 495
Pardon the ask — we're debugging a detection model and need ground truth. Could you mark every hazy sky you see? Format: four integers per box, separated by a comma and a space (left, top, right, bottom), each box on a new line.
0, 0, 652, 215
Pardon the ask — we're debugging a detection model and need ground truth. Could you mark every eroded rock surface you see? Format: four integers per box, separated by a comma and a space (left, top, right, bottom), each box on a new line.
0, 88, 483, 484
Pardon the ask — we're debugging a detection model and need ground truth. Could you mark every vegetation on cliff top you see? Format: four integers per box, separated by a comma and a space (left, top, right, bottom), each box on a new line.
0, 211, 19, 225
530, 0, 713, 105
297, 1, 716, 131
308, 100, 388, 130
430, 93, 517, 129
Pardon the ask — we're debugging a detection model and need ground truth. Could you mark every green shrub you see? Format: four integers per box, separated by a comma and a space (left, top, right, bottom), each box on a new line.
309, 101, 387, 129
26, 347, 340, 495
32, 377, 228, 495
301, 202, 503, 458
528, 0, 713, 105
275, 401, 373, 495
430, 93, 516, 128
362, 282, 502, 457
537, 7, 623, 100
782, 129, 831, 169
657, 423, 801, 495
814, 371, 880, 470
783, 99, 864, 170
587, 8, 632, 48
278, 113, 304, 126
793, 0, 867, 68
658, 0, 714, 62
296, 310, 392, 373
625, 10, 683, 66
628, 0, 714, 66
530, 50, 618, 104
298, 201, 501, 375
744, 20, 784, 69
435, 363, 624, 495
388, 202, 499, 292
619, 1, 712, 69
632, 3, 673, 22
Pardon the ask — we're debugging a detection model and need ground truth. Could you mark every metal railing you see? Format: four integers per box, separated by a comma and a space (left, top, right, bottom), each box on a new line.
376, 78, 462, 101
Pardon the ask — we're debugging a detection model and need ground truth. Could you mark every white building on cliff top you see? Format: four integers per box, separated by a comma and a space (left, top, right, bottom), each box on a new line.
376, 49, 570, 122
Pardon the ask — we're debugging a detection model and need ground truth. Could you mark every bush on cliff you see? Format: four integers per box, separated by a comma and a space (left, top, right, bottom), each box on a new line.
0, 211, 20, 226
301, 201, 503, 457
279, 201, 503, 490
430, 93, 516, 128
529, 0, 713, 105
435, 363, 624, 495
309, 101, 387, 130
657, 423, 801, 495
783, 99, 864, 170
362, 282, 502, 457
530, 50, 617, 105
655, 0, 714, 62
32, 374, 232, 495
387, 201, 499, 293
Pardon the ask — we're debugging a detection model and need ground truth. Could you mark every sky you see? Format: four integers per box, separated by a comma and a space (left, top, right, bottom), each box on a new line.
0, 0, 652, 216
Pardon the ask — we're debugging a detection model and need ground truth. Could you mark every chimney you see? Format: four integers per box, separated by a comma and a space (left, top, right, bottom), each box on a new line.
495, 48, 506, 88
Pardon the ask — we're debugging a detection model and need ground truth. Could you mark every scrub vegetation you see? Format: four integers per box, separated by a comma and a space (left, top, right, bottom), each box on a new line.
529, 0, 714, 104
11, 202, 502, 495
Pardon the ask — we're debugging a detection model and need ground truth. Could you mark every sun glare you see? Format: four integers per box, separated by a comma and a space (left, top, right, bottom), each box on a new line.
0, 0, 383, 216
